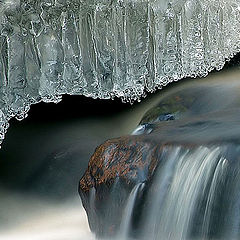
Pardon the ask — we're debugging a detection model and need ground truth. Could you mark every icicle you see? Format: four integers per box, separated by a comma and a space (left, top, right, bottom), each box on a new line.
0, 0, 240, 147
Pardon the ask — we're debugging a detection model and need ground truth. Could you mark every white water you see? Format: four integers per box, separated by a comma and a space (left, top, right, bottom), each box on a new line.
153, 147, 227, 240
108, 145, 235, 240
0, 146, 236, 240
0, 194, 94, 240
143, 147, 183, 238
118, 183, 145, 239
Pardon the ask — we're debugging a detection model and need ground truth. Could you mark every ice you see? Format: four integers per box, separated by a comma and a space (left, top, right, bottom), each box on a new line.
0, 0, 240, 147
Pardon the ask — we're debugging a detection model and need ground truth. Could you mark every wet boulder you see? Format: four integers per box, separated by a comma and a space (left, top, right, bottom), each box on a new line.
79, 135, 161, 237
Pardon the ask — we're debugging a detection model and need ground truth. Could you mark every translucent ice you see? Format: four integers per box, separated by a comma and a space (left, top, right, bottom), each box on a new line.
0, 0, 240, 146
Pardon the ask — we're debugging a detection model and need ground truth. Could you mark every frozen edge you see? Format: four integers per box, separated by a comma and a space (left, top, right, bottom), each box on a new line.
1, 43, 239, 149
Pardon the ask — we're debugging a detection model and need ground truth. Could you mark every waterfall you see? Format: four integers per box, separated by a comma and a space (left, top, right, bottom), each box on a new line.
151, 146, 227, 240
143, 147, 183, 238
118, 183, 145, 239
100, 144, 240, 240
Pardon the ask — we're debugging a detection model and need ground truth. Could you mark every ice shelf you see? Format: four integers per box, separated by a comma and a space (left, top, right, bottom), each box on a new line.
0, 0, 240, 146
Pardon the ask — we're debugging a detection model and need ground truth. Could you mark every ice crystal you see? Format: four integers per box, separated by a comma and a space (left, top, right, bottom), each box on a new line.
0, 0, 240, 146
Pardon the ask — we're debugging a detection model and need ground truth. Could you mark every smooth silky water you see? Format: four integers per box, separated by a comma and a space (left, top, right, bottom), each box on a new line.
1, 146, 237, 240
98, 146, 240, 240
91, 69, 240, 240
2, 69, 240, 240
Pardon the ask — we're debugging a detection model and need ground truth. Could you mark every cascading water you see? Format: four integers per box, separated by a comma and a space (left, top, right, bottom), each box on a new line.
143, 146, 228, 240
118, 183, 145, 239
79, 74, 240, 240
104, 145, 237, 240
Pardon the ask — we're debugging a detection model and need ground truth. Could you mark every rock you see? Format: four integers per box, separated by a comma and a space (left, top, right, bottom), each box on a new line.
79, 135, 161, 237
79, 133, 240, 238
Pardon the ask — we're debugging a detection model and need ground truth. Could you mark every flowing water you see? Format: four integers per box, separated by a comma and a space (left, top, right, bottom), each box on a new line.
0, 194, 94, 240
1, 145, 238, 240
118, 183, 145, 239
2, 70, 240, 240
106, 145, 240, 240
144, 146, 228, 240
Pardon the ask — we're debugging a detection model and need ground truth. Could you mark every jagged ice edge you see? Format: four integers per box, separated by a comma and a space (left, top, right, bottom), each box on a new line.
0, 0, 240, 148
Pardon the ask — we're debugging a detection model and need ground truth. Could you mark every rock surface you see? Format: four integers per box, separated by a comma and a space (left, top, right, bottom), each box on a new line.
79, 135, 162, 237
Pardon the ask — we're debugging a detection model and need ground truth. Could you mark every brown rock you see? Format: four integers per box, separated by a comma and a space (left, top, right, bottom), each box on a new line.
79, 135, 163, 237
